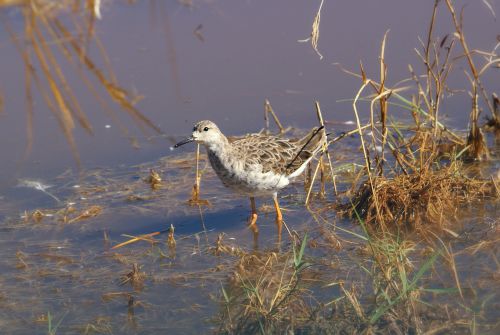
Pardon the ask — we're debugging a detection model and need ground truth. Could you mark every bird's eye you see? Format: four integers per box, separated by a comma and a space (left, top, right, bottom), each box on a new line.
203, 127, 209, 131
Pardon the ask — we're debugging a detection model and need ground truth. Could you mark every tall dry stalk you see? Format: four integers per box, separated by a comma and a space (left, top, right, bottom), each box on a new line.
264, 99, 284, 134
298, 0, 325, 59
444, 0, 495, 115
414, 0, 456, 135
466, 83, 489, 160
304, 101, 334, 205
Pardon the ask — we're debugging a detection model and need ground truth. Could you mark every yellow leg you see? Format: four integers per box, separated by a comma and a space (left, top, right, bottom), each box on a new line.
273, 194, 283, 242
248, 197, 259, 235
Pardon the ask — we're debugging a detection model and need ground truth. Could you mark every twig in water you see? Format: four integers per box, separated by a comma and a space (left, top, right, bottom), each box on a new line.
17, 179, 61, 203
188, 144, 210, 206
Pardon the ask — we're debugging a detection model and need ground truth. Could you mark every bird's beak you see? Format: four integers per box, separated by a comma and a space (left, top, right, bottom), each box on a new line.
174, 136, 195, 148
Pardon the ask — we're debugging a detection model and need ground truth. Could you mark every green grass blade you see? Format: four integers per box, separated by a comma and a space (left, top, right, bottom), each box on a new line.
294, 233, 308, 269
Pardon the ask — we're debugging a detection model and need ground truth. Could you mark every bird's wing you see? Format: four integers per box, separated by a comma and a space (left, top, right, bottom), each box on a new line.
231, 130, 324, 175
231, 135, 296, 175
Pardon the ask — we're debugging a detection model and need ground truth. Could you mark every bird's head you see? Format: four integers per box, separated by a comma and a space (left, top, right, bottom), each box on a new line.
174, 120, 224, 148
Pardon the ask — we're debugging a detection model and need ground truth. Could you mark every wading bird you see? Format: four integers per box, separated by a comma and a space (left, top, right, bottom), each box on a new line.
175, 120, 326, 242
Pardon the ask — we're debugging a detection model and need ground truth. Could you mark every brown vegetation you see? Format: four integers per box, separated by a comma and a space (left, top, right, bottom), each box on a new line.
0, 0, 160, 163
335, 0, 499, 231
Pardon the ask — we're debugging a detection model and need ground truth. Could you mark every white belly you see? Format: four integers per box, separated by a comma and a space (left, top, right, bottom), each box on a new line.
208, 150, 290, 196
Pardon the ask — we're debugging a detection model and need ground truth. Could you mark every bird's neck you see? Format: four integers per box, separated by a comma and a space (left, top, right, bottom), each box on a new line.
205, 135, 231, 157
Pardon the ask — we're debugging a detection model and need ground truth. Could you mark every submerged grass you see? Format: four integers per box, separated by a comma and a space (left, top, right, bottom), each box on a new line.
0, 138, 497, 333
353, 214, 444, 333
217, 235, 313, 334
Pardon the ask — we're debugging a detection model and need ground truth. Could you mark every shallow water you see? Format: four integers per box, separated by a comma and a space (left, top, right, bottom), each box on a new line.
0, 0, 499, 334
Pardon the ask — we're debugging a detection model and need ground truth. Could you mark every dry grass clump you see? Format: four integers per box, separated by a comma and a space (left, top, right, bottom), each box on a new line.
335, 0, 499, 230
344, 160, 494, 228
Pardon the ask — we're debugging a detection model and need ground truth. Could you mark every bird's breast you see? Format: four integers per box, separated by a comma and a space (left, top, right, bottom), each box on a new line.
206, 149, 289, 195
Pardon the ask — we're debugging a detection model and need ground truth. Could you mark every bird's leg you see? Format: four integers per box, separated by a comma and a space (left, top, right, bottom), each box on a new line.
248, 197, 259, 235
273, 193, 283, 242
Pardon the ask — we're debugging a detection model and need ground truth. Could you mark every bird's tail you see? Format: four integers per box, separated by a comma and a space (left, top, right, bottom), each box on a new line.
297, 126, 327, 154
286, 126, 327, 171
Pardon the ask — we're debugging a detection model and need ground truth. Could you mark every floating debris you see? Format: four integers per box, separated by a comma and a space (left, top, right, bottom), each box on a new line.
16, 179, 60, 203
31, 209, 45, 223
120, 263, 146, 292
146, 169, 162, 190
112, 231, 161, 250
66, 205, 102, 223
167, 224, 176, 249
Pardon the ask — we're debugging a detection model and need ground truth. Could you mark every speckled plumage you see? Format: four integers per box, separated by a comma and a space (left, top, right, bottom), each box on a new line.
187, 120, 326, 196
